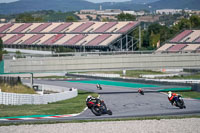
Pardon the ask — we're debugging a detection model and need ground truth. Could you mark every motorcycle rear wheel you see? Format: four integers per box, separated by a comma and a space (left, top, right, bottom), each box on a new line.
107, 110, 112, 115
91, 106, 102, 116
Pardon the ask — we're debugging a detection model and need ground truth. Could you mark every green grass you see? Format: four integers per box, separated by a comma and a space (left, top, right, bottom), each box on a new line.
0, 83, 36, 94
83, 70, 164, 78
82, 70, 200, 79
165, 73, 200, 79
35, 76, 69, 79
0, 90, 98, 118
175, 91, 200, 99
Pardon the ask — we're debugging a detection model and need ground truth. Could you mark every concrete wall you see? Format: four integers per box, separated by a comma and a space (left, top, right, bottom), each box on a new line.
4, 53, 200, 73
0, 88, 77, 105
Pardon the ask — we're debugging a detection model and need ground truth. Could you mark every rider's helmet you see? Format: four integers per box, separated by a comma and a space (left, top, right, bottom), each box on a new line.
86, 95, 92, 101
96, 83, 99, 87
168, 91, 172, 98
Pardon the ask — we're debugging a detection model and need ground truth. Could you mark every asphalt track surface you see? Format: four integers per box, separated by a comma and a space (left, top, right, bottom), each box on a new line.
1, 79, 200, 123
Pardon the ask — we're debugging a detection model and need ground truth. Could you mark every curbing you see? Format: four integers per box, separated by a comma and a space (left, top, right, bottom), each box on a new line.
0, 114, 79, 121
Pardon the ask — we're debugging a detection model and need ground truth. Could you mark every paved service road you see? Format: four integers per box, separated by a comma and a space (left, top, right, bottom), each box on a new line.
22, 79, 200, 120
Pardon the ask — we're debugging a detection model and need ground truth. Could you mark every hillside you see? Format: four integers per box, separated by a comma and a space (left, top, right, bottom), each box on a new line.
149, 0, 200, 10
0, 0, 97, 14
0, 0, 199, 14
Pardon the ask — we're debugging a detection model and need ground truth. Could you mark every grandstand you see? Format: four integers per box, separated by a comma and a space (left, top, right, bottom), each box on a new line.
156, 30, 200, 53
0, 21, 139, 52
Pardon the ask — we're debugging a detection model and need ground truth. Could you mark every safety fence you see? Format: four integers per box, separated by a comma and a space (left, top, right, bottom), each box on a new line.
0, 76, 21, 86
0, 86, 77, 105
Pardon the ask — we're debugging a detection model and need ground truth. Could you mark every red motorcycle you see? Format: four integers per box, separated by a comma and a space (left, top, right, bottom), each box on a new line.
86, 96, 112, 116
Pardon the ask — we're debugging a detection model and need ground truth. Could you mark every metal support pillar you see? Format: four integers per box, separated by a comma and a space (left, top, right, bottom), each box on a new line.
126, 34, 128, 51
132, 37, 133, 51
30, 73, 33, 88
139, 25, 141, 49
120, 38, 123, 51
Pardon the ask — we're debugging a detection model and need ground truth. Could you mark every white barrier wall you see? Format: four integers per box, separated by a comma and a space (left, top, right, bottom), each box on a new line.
4, 53, 200, 73
0, 89, 77, 105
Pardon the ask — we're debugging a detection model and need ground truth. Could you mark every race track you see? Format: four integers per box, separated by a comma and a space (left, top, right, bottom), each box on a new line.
28, 79, 200, 119
1, 78, 200, 123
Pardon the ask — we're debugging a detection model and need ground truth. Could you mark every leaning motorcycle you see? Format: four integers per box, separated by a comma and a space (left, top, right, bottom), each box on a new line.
174, 95, 186, 109
86, 99, 112, 116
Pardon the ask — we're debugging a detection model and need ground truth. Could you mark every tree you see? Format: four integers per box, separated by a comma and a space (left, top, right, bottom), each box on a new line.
190, 15, 200, 28
177, 18, 191, 30
16, 13, 44, 22
66, 16, 77, 22
86, 15, 93, 21
116, 13, 136, 21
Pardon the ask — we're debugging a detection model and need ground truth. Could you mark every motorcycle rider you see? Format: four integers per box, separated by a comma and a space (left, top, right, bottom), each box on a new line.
96, 83, 102, 90
168, 91, 179, 105
86, 95, 100, 103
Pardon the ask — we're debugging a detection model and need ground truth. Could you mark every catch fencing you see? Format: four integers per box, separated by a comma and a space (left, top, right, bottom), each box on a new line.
0, 87, 77, 105
0, 76, 21, 86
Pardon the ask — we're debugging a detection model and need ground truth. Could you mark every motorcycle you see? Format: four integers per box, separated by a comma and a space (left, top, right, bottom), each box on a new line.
138, 88, 144, 95
86, 98, 112, 116
96, 84, 102, 90
173, 95, 186, 109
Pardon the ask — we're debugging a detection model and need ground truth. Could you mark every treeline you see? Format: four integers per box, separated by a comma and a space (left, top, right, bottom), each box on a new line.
136, 15, 200, 50
1, 10, 79, 22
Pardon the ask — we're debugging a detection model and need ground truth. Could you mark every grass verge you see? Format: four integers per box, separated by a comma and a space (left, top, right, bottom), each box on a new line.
0, 90, 98, 118
34, 76, 69, 79
82, 70, 164, 78
164, 73, 200, 79
0, 83, 36, 94
175, 91, 200, 99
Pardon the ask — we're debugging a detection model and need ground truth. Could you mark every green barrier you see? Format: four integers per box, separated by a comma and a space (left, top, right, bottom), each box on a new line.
68, 80, 160, 88
158, 87, 191, 92
0, 60, 4, 73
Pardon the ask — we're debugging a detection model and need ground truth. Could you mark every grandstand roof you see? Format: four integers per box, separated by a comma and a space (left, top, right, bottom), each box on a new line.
0, 21, 139, 48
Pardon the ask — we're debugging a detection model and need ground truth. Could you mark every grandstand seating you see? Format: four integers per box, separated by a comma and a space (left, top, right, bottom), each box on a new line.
72, 22, 94, 32
6, 23, 22, 33
87, 34, 112, 46
4, 34, 25, 44
0, 22, 138, 34
15, 34, 34, 44
50, 23, 72, 32
156, 44, 174, 52
107, 22, 127, 33
0, 23, 13, 32
94, 22, 117, 32
22, 34, 45, 45
181, 30, 200, 42
117, 22, 137, 33
194, 36, 200, 42
167, 44, 187, 52
0, 34, 6, 38
11, 23, 32, 33
42, 34, 66, 45
63, 34, 86, 45
170, 30, 193, 42
42, 23, 62, 33
0, 22, 139, 50
22, 23, 41, 33
182, 44, 200, 52
83, 22, 104, 32
99, 34, 121, 46
30, 23, 52, 32
76, 34, 99, 46
156, 30, 200, 53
